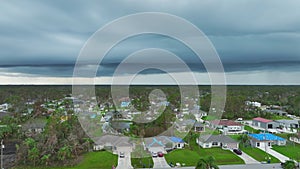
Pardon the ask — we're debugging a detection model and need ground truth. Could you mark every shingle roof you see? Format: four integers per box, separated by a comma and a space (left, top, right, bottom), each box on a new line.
199, 135, 237, 143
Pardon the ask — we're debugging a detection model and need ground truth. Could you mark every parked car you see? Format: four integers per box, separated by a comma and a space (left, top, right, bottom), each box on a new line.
119, 152, 125, 158
233, 149, 242, 155
158, 152, 164, 157
152, 152, 158, 157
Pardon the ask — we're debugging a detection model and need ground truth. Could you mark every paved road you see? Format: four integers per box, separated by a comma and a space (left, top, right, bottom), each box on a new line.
116, 151, 133, 169
258, 146, 290, 163
147, 163, 282, 169
152, 156, 171, 168
231, 150, 260, 164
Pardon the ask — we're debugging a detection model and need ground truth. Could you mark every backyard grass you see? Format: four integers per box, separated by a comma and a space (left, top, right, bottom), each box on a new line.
131, 157, 154, 168
14, 151, 118, 169
272, 142, 300, 160
239, 145, 280, 163
244, 125, 260, 133
228, 134, 242, 141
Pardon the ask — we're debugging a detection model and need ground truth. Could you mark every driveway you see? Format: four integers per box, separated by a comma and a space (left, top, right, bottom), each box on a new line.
258, 146, 290, 162
152, 156, 171, 168
231, 150, 260, 164
116, 151, 133, 169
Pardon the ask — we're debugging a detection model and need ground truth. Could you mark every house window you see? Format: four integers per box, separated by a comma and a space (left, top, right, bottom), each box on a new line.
178, 144, 181, 148
256, 142, 260, 147
212, 142, 218, 146
268, 142, 271, 146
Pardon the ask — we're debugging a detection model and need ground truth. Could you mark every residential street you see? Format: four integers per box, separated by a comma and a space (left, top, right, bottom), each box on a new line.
147, 163, 282, 169
152, 156, 171, 168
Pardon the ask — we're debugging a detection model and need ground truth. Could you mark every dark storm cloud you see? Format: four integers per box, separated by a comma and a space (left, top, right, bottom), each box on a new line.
0, 0, 300, 79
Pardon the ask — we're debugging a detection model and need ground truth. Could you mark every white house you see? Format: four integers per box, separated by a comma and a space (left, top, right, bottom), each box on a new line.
210, 120, 245, 135
144, 136, 185, 153
289, 133, 300, 144
197, 135, 238, 149
248, 133, 286, 148
245, 101, 262, 108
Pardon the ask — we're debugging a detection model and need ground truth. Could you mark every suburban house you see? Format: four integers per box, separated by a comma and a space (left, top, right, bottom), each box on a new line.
245, 101, 262, 108
196, 135, 238, 149
194, 121, 205, 132
248, 133, 286, 148
289, 132, 300, 144
274, 119, 299, 130
144, 136, 185, 153
175, 119, 195, 132
93, 135, 133, 154
0, 103, 10, 112
22, 118, 46, 136
265, 109, 288, 116
210, 120, 245, 135
252, 117, 278, 129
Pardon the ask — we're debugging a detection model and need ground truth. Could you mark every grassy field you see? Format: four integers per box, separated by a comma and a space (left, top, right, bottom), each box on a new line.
14, 151, 118, 169
239, 145, 280, 163
272, 142, 300, 160
131, 157, 154, 168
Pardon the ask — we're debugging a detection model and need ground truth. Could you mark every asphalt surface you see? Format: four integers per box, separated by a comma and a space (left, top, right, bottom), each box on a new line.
148, 163, 283, 169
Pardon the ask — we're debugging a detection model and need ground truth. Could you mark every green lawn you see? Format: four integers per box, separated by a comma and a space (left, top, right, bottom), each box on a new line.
272, 142, 300, 160
239, 145, 280, 163
228, 134, 241, 141
244, 125, 260, 133
165, 149, 201, 166
14, 151, 118, 169
184, 138, 244, 165
131, 157, 154, 168
204, 148, 244, 165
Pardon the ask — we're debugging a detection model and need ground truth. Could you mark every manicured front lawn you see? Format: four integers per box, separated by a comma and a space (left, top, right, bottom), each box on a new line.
204, 148, 244, 165
14, 151, 118, 169
165, 136, 244, 167
272, 143, 300, 160
131, 157, 154, 168
165, 149, 201, 166
239, 146, 280, 163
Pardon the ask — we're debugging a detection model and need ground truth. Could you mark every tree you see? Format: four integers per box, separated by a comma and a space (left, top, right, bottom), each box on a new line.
195, 156, 219, 169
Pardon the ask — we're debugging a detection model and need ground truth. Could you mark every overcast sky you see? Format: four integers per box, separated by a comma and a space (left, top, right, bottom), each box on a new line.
0, 0, 300, 85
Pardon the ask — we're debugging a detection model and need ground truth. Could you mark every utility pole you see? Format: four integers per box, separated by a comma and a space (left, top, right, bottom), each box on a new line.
1, 139, 4, 169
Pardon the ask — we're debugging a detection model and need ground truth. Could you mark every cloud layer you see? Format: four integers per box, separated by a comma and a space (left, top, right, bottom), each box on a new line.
0, 0, 300, 84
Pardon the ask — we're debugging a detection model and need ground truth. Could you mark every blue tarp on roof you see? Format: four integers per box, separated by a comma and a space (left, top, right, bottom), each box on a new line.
170, 136, 185, 143
248, 133, 285, 141
121, 101, 130, 107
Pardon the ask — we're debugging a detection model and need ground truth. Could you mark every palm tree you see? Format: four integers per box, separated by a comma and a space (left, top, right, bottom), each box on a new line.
195, 156, 219, 169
